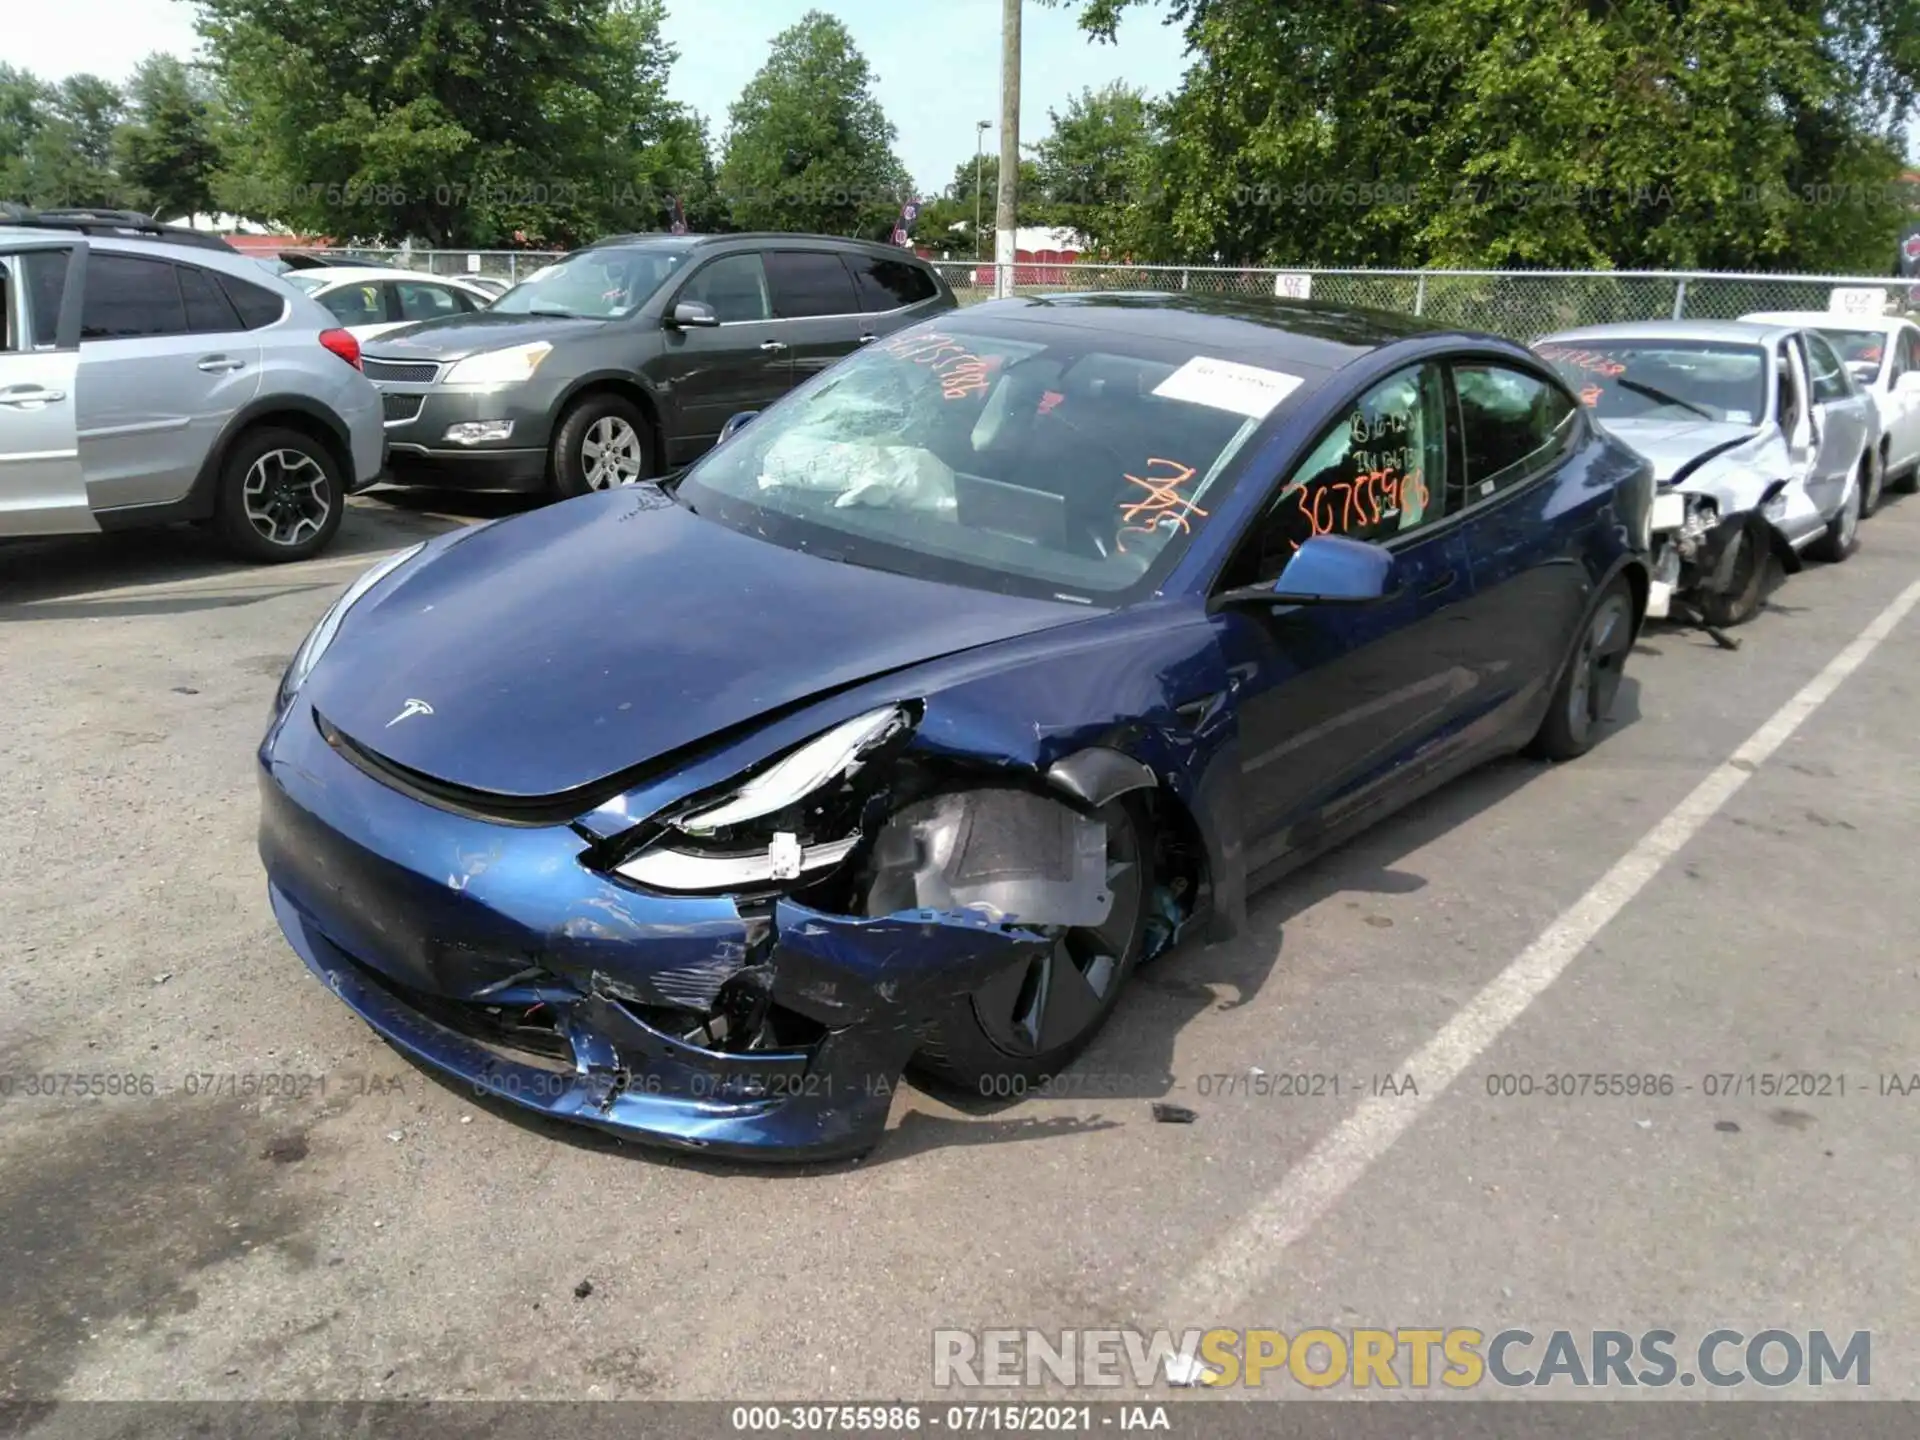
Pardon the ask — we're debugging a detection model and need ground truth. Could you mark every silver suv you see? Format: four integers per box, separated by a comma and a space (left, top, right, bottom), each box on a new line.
0, 210, 384, 562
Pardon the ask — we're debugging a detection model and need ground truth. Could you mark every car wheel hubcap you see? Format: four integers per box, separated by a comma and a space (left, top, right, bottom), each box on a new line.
1567, 592, 1632, 743
581, 417, 642, 489
974, 808, 1145, 1059
242, 449, 331, 546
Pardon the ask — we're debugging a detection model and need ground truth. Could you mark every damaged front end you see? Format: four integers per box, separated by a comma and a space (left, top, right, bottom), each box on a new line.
260, 693, 1197, 1160
1645, 475, 1795, 640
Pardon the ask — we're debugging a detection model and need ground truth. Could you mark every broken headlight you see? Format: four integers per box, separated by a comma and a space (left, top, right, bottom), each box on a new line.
278, 542, 425, 708
614, 705, 911, 892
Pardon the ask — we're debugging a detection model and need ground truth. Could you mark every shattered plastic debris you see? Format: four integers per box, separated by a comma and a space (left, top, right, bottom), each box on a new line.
1151, 1102, 1198, 1124
574, 1280, 594, 1300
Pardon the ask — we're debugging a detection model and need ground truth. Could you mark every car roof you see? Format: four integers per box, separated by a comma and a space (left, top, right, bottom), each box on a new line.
1542, 318, 1793, 346
950, 291, 1449, 379
0, 204, 241, 253
1741, 309, 1905, 332
582, 231, 937, 262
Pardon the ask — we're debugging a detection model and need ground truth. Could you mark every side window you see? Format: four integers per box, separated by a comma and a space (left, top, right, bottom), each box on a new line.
1804, 332, 1851, 403
218, 273, 287, 329
846, 255, 937, 312
21, 249, 73, 347
1225, 363, 1449, 587
80, 253, 188, 340
1901, 327, 1920, 374
677, 253, 772, 323
1452, 363, 1578, 500
319, 283, 386, 327
395, 281, 464, 322
765, 250, 859, 319
177, 263, 243, 333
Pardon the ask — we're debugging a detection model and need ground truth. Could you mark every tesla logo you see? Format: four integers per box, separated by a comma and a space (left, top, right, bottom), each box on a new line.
386, 698, 434, 727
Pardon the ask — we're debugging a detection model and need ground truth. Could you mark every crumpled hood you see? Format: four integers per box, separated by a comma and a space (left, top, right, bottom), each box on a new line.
1596, 418, 1764, 484
303, 488, 1092, 799
362, 311, 604, 363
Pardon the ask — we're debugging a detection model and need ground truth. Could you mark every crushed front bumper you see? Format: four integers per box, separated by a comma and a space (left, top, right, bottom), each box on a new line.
258, 702, 1048, 1160
1647, 494, 1753, 617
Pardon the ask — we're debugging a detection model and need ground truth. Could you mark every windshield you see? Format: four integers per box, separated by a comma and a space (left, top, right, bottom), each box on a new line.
676, 324, 1281, 603
488, 245, 687, 319
1814, 327, 1887, 383
1537, 340, 1767, 425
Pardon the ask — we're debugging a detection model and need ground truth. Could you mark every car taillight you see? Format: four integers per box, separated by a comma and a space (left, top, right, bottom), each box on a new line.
319, 328, 362, 370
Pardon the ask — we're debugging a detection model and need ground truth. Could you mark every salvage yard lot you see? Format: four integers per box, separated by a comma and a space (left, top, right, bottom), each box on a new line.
3, 486, 1919, 1401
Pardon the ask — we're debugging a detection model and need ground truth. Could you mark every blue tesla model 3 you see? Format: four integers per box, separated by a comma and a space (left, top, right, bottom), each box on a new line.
259, 293, 1653, 1160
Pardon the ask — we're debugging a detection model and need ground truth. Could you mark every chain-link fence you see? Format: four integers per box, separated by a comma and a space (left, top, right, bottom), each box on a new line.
923, 262, 1920, 338
293, 248, 1919, 339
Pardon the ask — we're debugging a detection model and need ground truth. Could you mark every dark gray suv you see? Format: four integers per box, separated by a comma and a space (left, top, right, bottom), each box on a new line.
362, 233, 956, 497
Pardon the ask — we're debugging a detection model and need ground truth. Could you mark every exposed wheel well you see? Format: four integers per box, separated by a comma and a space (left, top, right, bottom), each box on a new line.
556, 381, 666, 476
1620, 559, 1649, 632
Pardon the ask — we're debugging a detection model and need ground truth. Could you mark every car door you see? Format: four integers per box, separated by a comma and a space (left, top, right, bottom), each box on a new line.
0, 236, 93, 536
655, 250, 791, 463
1448, 360, 1592, 721
1887, 325, 1920, 473
74, 250, 262, 510
1209, 360, 1481, 874
1803, 329, 1870, 509
1773, 334, 1825, 543
763, 249, 865, 384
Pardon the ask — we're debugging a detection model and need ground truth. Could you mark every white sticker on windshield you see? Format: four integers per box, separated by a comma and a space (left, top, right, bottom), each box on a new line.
1152, 356, 1305, 419
1725, 409, 1752, 424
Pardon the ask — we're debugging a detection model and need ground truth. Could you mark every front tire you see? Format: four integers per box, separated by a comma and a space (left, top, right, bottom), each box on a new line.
1697, 525, 1768, 628
912, 797, 1153, 1091
1530, 577, 1635, 761
551, 393, 653, 499
212, 426, 344, 563
1860, 445, 1885, 519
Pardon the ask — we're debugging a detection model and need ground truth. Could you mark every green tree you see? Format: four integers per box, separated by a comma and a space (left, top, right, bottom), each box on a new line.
1065, 0, 1920, 273
918, 154, 1048, 256
200, 0, 696, 246
1031, 82, 1156, 253
14, 74, 134, 208
716, 11, 911, 236
116, 55, 222, 222
0, 65, 53, 200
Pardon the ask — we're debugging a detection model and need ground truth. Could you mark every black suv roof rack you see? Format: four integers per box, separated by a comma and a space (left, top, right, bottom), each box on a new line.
0, 203, 240, 253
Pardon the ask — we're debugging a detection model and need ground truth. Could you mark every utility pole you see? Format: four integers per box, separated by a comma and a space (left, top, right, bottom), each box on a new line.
974, 119, 990, 263
995, 0, 1020, 298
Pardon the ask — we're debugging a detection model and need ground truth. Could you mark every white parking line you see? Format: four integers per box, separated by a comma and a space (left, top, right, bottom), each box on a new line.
1162, 574, 1920, 1324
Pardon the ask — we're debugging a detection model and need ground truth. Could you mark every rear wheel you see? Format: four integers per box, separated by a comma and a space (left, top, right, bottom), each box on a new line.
550, 393, 653, 499
913, 797, 1153, 1090
1806, 464, 1861, 563
211, 425, 344, 563
1530, 577, 1635, 761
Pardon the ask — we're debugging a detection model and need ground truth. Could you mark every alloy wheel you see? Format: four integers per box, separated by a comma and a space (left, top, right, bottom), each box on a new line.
1565, 590, 1633, 746
242, 448, 332, 547
973, 813, 1145, 1059
581, 417, 643, 489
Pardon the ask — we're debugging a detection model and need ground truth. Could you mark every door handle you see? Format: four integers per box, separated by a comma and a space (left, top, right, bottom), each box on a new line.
197, 356, 246, 373
858, 333, 877, 344
1420, 570, 1458, 597
0, 385, 65, 407
759, 341, 788, 353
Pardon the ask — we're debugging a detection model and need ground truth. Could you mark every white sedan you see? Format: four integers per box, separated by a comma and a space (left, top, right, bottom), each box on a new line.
1743, 309, 1920, 507
283, 265, 498, 341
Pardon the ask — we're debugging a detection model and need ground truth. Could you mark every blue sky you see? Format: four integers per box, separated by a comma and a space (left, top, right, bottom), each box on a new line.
23, 0, 1192, 196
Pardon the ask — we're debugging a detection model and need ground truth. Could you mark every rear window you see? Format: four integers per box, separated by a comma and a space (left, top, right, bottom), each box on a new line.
765, 250, 860, 318
219, 272, 289, 329
847, 255, 938, 312
178, 263, 243, 332
81, 253, 187, 339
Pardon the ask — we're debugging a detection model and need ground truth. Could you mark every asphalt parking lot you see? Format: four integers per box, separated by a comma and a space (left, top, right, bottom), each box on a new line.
4, 483, 1919, 1403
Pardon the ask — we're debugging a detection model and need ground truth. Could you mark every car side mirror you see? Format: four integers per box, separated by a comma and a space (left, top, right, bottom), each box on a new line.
1213, 535, 1401, 609
719, 411, 759, 443
669, 300, 720, 329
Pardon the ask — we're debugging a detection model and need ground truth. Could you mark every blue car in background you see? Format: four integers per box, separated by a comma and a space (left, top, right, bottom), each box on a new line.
258, 293, 1654, 1160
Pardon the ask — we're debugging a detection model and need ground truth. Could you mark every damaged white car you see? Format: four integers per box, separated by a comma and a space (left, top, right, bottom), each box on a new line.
1537, 321, 1875, 630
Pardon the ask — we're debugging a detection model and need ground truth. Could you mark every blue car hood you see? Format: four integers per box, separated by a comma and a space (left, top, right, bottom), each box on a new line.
305, 489, 1092, 799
